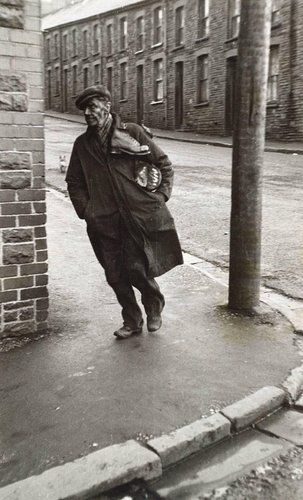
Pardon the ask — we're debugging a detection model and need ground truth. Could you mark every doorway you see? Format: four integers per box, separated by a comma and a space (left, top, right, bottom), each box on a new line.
175, 61, 184, 128
63, 68, 68, 112
225, 57, 237, 134
136, 65, 144, 125
47, 69, 51, 109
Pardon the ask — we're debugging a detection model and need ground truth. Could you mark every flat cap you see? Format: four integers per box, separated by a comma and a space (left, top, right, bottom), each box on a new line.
75, 85, 111, 110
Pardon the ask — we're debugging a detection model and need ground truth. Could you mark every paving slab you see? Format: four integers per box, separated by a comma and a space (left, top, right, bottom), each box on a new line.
152, 429, 293, 499
257, 409, 303, 446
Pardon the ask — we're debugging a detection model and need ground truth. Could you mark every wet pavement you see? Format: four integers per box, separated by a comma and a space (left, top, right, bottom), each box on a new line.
0, 189, 301, 488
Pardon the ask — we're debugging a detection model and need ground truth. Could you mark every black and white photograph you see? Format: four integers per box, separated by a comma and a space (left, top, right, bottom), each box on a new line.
1, 0, 303, 498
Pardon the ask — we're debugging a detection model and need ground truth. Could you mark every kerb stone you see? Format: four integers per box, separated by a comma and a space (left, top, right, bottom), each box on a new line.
220, 386, 286, 431
282, 365, 303, 402
295, 394, 303, 409
148, 413, 231, 468
0, 440, 161, 499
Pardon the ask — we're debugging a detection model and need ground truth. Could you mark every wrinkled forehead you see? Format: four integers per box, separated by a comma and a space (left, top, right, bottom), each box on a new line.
86, 96, 109, 108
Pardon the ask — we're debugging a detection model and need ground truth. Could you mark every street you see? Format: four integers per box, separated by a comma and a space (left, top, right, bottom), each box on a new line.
45, 116, 303, 301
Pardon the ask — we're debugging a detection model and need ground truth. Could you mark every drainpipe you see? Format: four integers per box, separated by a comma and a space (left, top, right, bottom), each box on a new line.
164, 0, 169, 129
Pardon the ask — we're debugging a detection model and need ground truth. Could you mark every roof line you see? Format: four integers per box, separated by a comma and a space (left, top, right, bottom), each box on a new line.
42, 0, 148, 31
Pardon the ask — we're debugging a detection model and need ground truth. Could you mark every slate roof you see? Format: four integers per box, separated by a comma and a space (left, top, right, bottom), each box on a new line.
42, 0, 145, 30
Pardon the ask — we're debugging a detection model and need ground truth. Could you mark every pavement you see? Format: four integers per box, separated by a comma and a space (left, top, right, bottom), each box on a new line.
1, 115, 303, 498
1, 186, 303, 498
45, 110, 303, 155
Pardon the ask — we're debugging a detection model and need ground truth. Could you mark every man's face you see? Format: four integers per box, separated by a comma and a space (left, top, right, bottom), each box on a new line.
84, 97, 111, 127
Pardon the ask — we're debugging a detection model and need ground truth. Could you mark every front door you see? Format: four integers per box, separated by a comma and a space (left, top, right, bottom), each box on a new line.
136, 65, 144, 124
225, 57, 237, 134
175, 61, 184, 128
63, 68, 68, 112
47, 69, 51, 109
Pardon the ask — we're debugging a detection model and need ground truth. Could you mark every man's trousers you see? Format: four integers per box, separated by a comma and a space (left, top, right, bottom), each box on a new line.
87, 212, 165, 328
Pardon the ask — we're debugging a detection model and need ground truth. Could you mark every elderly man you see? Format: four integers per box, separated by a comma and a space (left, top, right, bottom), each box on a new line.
66, 85, 183, 339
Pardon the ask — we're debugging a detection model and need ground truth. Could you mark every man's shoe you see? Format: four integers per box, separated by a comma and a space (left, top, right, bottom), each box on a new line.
114, 324, 143, 339
111, 129, 150, 156
147, 315, 162, 332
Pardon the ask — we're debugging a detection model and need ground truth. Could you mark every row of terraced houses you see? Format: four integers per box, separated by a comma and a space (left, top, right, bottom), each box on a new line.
42, 0, 303, 141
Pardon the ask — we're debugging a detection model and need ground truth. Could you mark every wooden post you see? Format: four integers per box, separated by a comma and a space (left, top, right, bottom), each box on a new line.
228, 0, 272, 311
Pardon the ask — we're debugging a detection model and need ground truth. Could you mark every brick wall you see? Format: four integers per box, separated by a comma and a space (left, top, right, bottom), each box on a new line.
0, 0, 48, 338
43, 0, 303, 141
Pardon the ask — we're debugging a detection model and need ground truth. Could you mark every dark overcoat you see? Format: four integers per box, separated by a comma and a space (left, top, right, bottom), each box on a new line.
66, 116, 183, 278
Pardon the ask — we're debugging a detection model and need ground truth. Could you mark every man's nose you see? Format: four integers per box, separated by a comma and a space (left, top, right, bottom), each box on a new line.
84, 107, 91, 115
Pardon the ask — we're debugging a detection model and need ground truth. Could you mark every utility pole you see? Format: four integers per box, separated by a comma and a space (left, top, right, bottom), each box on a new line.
228, 0, 272, 312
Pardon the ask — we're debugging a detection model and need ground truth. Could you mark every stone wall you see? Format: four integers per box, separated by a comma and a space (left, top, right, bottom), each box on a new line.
0, 0, 48, 338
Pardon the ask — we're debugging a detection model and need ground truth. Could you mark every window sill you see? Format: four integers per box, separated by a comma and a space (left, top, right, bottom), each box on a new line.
107, 53, 113, 58
271, 21, 282, 30
135, 49, 144, 55
267, 101, 279, 108
195, 36, 209, 43
119, 48, 128, 53
225, 36, 238, 43
151, 42, 163, 49
171, 44, 185, 52
82, 56, 89, 61
92, 51, 100, 56
119, 99, 128, 103
193, 101, 209, 108
150, 100, 164, 105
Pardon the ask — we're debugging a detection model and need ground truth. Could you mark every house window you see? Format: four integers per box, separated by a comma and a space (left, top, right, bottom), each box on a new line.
175, 6, 185, 46
54, 33, 59, 58
136, 16, 144, 51
120, 17, 127, 51
94, 64, 100, 84
120, 62, 128, 100
267, 46, 279, 102
46, 38, 50, 61
153, 6, 163, 45
72, 65, 77, 95
107, 66, 113, 95
197, 54, 209, 103
107, 24, 113, 55
63, 33, 68, 60
271, 0, 280, 25
72, 28, 77, 56
198, 0, 209, 39
93, 24, 99, 53
55, 66, 60, 95
83, 30, 88, 58
83, 67, 89, 88
153, 59, 163, 101
228, 0, 240, 39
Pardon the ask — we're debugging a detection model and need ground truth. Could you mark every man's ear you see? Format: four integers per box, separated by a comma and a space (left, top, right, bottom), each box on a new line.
106, 101, 111, 111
